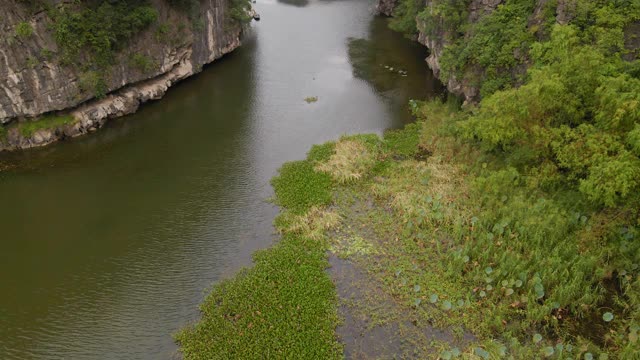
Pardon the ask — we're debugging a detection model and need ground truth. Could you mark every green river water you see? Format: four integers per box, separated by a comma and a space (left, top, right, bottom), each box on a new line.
0, 0, 443, 358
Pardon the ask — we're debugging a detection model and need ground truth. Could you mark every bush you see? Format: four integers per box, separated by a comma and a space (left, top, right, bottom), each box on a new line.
51, 1, 158, 68
15, 21, 33, 38
389, 0, 422, 35
130, 53, 155, 73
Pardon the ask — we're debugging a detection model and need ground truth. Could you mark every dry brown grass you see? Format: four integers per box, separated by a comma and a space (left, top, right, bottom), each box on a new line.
276, 206, 341, 240
315, 139, 375, 183
371, 157, 470, 228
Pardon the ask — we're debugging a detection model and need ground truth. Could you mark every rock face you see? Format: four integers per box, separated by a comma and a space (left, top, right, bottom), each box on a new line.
416, 0, 506, 103
375, 0, 398, 16
0, 0, 246, 151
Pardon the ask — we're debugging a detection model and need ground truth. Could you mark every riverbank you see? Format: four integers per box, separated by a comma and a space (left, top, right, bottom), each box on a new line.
177, 99, 638, 358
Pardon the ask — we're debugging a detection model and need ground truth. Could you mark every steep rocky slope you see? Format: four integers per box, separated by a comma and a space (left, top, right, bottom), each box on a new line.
0, 0, 248, 151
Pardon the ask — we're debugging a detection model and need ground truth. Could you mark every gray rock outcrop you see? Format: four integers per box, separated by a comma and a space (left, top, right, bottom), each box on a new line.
0, 0, 247, 151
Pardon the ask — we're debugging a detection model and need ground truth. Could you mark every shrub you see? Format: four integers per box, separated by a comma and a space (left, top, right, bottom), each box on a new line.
389, 0, 422, 35
130, 53, 155, 73
15, 21, 33, 38
51, 1, 158, 68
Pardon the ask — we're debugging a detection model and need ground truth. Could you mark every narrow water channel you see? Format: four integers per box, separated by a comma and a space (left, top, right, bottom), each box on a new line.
0, 0, 443, 358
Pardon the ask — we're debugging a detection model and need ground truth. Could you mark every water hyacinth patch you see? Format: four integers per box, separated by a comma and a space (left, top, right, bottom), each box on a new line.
543, 346, 555, 357
498, 345, 507, 356
505, 288, 514, 296
451, 347, 461, 357
533, 333, 543, 343
474, 347, 490, 359
534, 283, 545, 299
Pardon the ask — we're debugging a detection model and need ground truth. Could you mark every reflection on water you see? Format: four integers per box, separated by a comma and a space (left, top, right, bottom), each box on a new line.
277, 0, 310, 7
0, 0, 443, 358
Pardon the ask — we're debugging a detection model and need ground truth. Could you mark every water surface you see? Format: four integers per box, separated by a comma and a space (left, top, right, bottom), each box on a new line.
0, 0, 443, 358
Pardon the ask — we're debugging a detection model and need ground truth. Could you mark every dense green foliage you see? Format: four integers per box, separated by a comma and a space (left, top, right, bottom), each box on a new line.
228, 0, 253, 24
440, 0, 535, 96
270, 161, 333, 213
459, 12, 640, 207
419, 0, 470, 41
51, 1, 157, 68
388, 0, 422, 35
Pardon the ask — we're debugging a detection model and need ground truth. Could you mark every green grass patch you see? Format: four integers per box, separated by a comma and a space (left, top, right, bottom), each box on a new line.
271, 160, 333, 213
15, 21, 33, 38
307, 142, 336, 163
19, 114, 75, 138
383, 121, 421, 156
175, 234, 341, 359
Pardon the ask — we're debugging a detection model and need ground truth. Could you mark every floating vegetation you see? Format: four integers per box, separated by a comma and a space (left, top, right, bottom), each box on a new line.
304, 96, 318, 103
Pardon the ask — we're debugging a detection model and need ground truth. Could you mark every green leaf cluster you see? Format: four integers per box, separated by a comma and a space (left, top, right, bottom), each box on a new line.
51, 1, 158, 68
459, 8, 640, 206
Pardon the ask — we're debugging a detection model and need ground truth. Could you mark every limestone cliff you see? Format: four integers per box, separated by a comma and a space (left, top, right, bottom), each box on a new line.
375, 0, 397, 16
0, 0, 248, 151
416, 0, 504, 103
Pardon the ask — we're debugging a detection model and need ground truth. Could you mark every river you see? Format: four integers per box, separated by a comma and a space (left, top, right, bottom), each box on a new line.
0, 0, 443, 358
